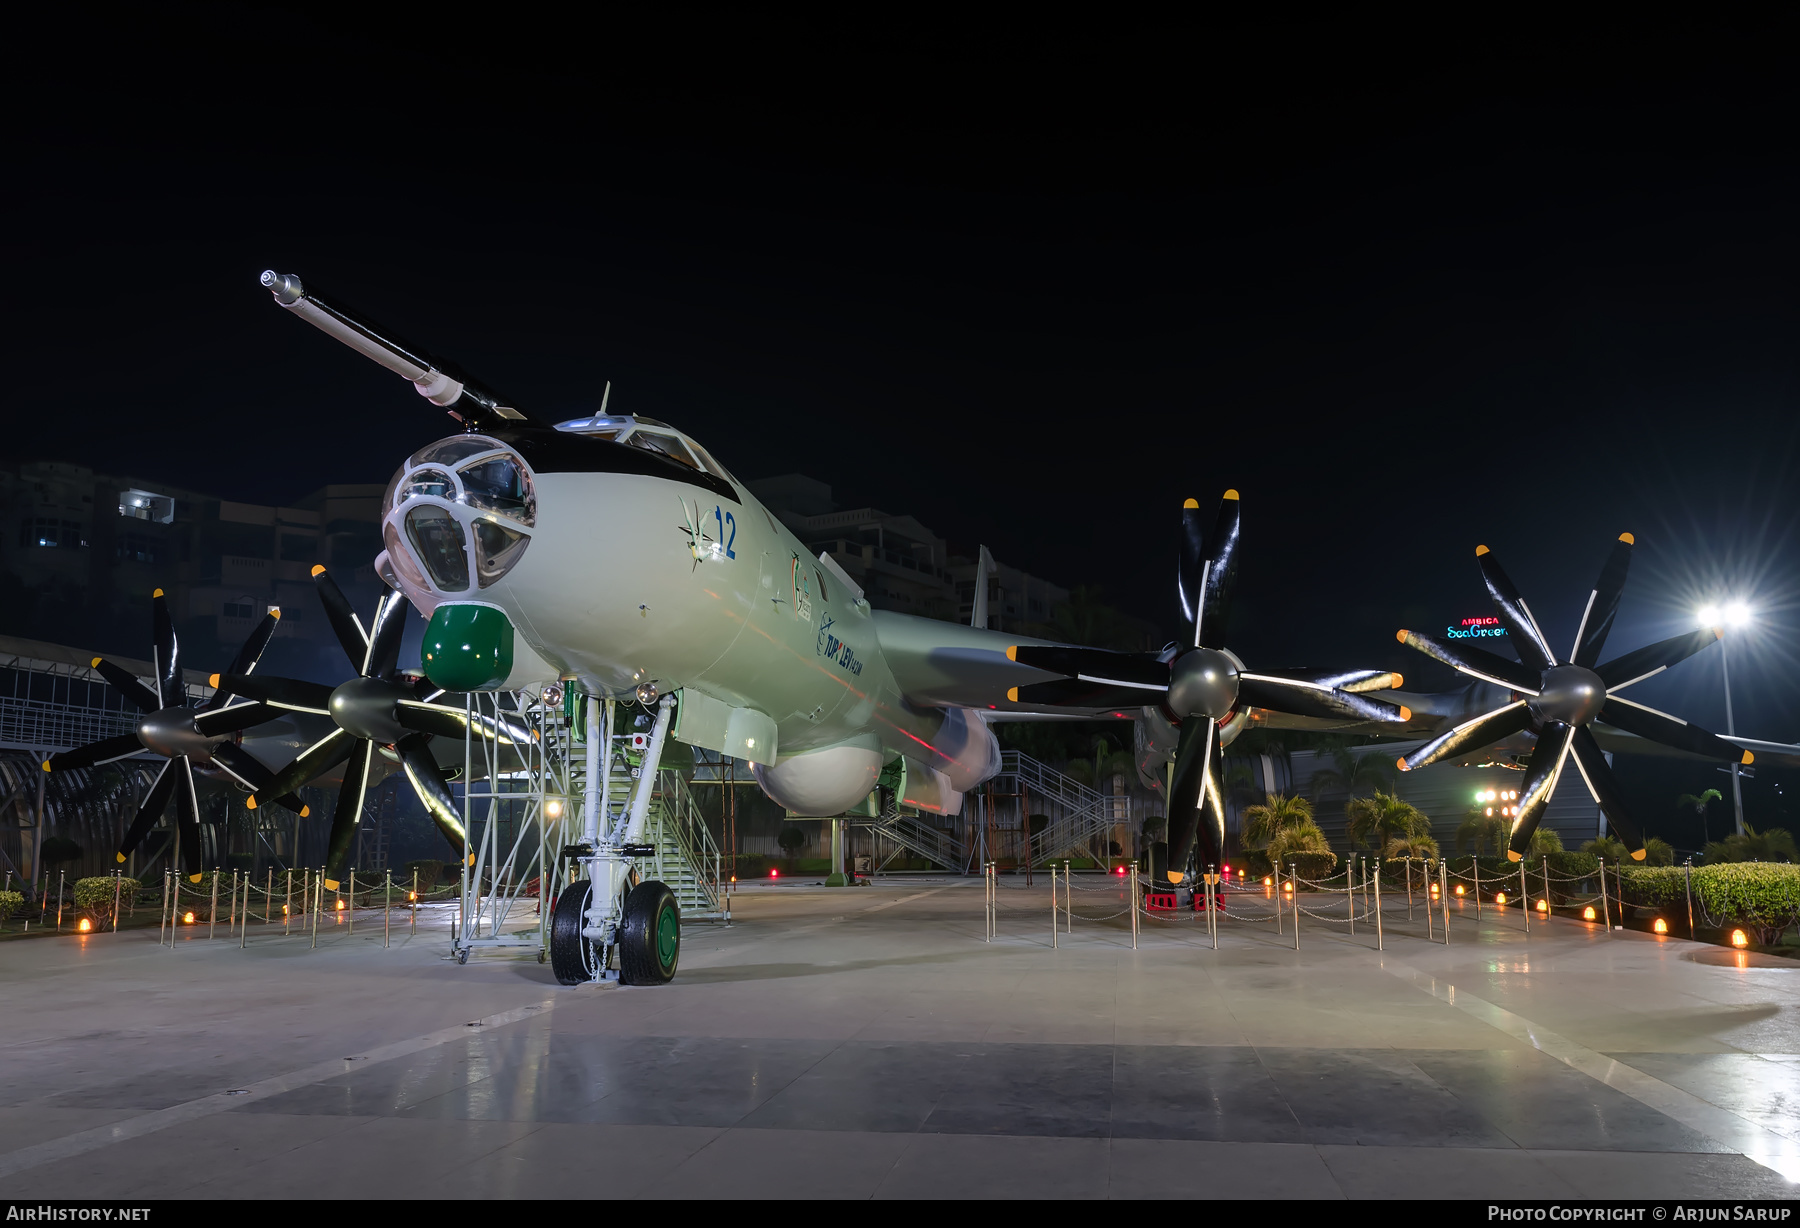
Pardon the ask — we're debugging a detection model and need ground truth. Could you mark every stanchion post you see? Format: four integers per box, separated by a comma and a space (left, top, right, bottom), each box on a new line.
159, 869, 169, 945
1425, 860, 1435, 941
284, 870, 293, 937
1291, 864, 1300, 951
1440, 859, 1450, 944
265, 868, 273, 927
1051, 863, 1058, 949
111, 870, 122, 933
227, 870, 238, 939
1347, 859, 1355, 937
1521, 857, 1529, 936
1685, 859, 1695, 938
348, 870, 356, 936
1598, 857, 1612, 933
311, 866, 322, 949
1065, 861, 1073, 933
385, 870, 392, 949
56, 869, 65, 932
1543, 855, 1553, 922
1131, 859, 1138, 950
1275, 862, 1283, 936
1406, 857, 1414, 920
1474, 855, 1481, 920
209, 870, 220, 940
1374, 860, 1384, 950
411, 869, 419, 936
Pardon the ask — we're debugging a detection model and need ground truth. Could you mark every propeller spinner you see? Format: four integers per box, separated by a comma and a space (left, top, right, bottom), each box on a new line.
1396, 534, 1746, 860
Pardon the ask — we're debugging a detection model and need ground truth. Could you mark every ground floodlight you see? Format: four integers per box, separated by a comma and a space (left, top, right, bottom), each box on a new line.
1495, 892, 1506, 906
78, 918, 92, 932
1653, 917, 1668, 934
1455, 884, 1465, 896
1732, 929, 1749, 948
1583, 905, 1596, 921
1536, 899, 1548, 913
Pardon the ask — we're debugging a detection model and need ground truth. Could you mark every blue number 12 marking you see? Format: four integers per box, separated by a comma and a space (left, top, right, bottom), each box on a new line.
712, 507, 737, 559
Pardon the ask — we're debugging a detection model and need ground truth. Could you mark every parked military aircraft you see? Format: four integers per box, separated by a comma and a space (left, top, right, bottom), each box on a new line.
254, 270, 1417, 980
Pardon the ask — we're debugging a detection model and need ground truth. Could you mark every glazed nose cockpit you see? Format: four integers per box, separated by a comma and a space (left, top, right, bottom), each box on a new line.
380, 436, 535, 605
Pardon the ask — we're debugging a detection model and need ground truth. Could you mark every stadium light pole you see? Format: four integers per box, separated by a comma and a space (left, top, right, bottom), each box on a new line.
1697, 602, 1751, 835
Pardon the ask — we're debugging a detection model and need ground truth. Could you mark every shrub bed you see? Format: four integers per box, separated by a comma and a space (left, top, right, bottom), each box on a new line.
72, 877, 141, 925
0, 890, 22, 921
1620, 862, 1800, 944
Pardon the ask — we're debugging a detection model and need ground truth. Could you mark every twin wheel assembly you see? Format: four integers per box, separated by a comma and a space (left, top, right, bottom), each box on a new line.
550, 879, 682, 986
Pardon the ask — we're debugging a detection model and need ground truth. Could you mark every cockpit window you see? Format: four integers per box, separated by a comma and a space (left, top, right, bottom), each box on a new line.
411, 436, 502, 468
402, 468, 456, 506
457, 454, 535, 526
472, 520, 531, 587
404, 505, 470, 591
628, 430, 701, 471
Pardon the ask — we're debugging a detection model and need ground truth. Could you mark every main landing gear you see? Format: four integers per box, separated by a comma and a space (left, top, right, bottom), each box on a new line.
549, 877, 681, 986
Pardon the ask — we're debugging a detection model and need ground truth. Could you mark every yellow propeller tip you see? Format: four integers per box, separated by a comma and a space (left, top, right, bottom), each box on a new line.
153, 588, 164, 598
324, 879, 340, 892
1006, 687, 1019, 702
91, 657, 103, 668
41, 760, 52, 771
1005, 645, 1018, 661
311, 564, 327, 577
467, 854, 476, 866
1399, 706, 1413, 722
1182, 498, 1199, 509
209, 673, 221, 688
300, 806, 310, 817
1475, 545, 1490, 557
1619, 532, 1635, 545
1395, 629, 1409, 643
270, 608, 281, 620
1391, 673, 1403, 689
1222, 489, 1239, 501
1742, 751, 1755, 765
1166, 869, 1185, 883
116, 852, 127, 863
245, 796, 257, 809
1396, 757, 1410, 772
1506, 850, 1522, 862
1630, 847, 1648, 861
189, 873, 203, 883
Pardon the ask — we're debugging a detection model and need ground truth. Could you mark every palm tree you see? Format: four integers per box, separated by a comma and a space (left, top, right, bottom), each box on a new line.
1309, 745, 1393, 804
1267, 819, 1333, 866
1241, 793, 1315, 850
1530, 826, 1564, 855
1644, 836, 1675, 866
1386, 832, 1440, 861
1583, 835, 1629, 862
1676, 789, 1724, 846
1702, 823, 1799, 865
1345, 791, 1431, 858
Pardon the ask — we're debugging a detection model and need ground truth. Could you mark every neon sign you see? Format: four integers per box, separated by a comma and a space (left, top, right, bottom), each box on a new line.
1447, 616, 1506, 640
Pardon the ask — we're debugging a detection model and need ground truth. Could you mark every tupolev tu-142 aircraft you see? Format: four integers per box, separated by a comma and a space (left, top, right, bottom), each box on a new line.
246, 268, 1769, 984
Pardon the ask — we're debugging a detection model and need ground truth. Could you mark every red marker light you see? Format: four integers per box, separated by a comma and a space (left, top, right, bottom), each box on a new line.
769, 869, 779, 878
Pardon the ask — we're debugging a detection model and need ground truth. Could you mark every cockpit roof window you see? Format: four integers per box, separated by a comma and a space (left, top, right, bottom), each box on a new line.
553, 414, 734, 484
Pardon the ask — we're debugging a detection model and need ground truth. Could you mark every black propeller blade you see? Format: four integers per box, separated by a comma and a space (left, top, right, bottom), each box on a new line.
312, 564, 369, 669
1475, 546, 1557, 672
1507, 720, 1576, 858
397, 733, 467, 851
364, 588, 407, 678
1570, 534, 1633, 668
193, 702, 277, 736
249, 728, 355, 809
208, 741, 310, 815
117, 760, 177, 860
1599, 698, 1753, 765
1594, 627, 1722, 691
1163, 717, 1213, 884
1007, 644, 1168, 687
1009, 679, 1167, 710
1395, 629, 1541, 693
43, 733, 144, 773
1398, 702, 1532, 772
152, 589, 180, 708
215, 675, 334, 715
1568, 726, 1645, 854
1193, 492, 1240, 650
324, 739, 376, 886
1235, 676, 1411, 724
171, 756, 203, 881
92, 658, 161, 714
202, 610, 281, 710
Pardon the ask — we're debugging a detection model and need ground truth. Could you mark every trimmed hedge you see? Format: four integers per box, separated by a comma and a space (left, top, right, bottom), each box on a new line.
72, 877, 141, 923
0, 890, 22, 921
1620, 862, 1800, 942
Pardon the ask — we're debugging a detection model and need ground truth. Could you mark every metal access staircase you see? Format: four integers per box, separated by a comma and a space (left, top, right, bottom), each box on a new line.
859, 790, 968, 872
963, 750, 1124, 872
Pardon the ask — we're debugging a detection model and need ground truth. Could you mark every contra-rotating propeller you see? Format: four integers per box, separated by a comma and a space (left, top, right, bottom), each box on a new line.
1009, 491, 1413, 883
41, 589, 306, 880
224, 565, 511, 884
1395, 534, 1746, 861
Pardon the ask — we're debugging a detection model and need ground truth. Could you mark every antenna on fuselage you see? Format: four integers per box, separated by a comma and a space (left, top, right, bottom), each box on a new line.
971, 544, 995, 629
599, 381, 612, 415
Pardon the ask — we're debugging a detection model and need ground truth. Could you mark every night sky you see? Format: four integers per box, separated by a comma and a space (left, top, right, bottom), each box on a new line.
10, 12, 1800, 779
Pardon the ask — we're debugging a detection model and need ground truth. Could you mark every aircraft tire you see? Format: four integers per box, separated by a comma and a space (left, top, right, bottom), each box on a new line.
619, 880, 680, 985
550, 878, 601, 985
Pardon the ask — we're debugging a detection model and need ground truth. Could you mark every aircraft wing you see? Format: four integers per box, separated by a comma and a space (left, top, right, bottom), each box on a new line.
870, 610, 1135, 718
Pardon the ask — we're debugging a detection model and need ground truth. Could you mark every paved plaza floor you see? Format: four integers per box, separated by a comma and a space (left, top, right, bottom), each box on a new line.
2, 876, 1798, 1199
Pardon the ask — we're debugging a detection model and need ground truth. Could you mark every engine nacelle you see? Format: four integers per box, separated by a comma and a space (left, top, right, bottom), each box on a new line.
753, 740, 884, 817
924, 707, 1001, 793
